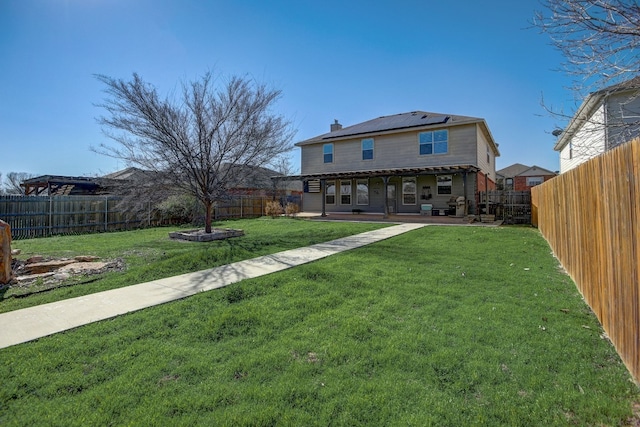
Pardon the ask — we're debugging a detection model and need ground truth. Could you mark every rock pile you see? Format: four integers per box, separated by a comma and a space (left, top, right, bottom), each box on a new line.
11, 256, 123, 285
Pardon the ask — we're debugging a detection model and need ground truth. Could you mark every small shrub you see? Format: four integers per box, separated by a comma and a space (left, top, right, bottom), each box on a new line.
285, 202, 299, 217
157, 194, 200, 224
265, 200, 284, 218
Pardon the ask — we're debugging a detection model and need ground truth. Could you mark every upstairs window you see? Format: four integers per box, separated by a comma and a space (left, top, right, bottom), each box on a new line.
419, 130, 448, 155
362, 138, 374, 160
323, 143, 333, 163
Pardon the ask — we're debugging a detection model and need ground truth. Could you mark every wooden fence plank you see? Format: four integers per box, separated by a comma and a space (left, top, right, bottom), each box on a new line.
532, 138, 640, 384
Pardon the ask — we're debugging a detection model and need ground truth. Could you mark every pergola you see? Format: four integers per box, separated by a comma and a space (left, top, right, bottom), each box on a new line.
21, 176, 103, 196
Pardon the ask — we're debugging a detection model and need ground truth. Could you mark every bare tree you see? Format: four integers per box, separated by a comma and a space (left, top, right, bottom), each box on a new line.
270, 156, 297, 200
94, 71, 295, 233
3, 172, 35, 195
534, 0, 640, 95
534, 1, 640, 162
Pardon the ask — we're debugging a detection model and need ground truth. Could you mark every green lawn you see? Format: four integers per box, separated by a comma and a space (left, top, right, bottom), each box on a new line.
1, 221, 638, 426
1, 218, 388, 312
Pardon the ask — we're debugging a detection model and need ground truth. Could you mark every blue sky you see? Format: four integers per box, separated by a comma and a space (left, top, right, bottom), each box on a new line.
0, 0, 576, 177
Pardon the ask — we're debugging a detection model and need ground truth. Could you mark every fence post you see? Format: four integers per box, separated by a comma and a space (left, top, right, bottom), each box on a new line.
48, 196, 53, 237
104, 196, 108, 232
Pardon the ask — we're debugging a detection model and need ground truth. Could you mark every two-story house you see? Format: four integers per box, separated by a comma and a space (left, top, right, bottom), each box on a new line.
554, 76, 640, 173
293, 111, 500, 217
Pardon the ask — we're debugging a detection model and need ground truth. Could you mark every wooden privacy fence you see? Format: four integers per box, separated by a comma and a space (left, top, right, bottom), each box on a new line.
531, 138, 640, 384
0, 195, 286, 240
0, 195, 145, 239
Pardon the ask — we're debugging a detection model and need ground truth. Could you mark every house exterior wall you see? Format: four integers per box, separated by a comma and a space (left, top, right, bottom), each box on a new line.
559, 104, 606, 173
606, 92, 640, 150
300, 123, 482, 175
476, 127, 497, 183
513, 175, 555, 191
513, 167, 556, 191
301, 173, 475, 214
476, 171, 496, 192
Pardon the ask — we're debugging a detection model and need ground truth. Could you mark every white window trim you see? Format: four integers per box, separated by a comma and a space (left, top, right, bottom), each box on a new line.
323, 143, 334, 164
340, 179, 352, 205
526, 177, 543, 187
419, 130, 448, 156
325, 180, 336, 205
402, 177, 417, 205
437, 175, 453, 195
356, 179, 369, 205
362, 138, 374, 161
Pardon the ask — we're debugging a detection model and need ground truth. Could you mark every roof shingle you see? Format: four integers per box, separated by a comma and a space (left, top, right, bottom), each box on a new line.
296, 110, 484, 145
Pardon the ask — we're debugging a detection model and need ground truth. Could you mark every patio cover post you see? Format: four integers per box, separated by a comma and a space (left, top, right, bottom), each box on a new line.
382, 176, 389, 219
463, 171, 468, 215
320, 179, 326, 217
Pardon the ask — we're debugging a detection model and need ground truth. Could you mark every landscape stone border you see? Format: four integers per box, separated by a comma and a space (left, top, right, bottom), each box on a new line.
168, 228, 244, 242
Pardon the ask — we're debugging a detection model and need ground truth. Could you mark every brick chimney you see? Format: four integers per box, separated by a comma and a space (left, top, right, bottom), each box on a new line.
330, 119, 342, 132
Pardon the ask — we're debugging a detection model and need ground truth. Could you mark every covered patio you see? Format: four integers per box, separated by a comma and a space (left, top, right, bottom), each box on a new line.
277, 165, 482, 219
295, 211, 502, 226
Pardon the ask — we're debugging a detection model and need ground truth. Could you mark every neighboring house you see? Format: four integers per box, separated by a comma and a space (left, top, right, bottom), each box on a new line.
23, 166, 301, 199
291, 111, 500, 216
554, 76, 640, 173
496, 164, 557, 191
221, 164, 302, 199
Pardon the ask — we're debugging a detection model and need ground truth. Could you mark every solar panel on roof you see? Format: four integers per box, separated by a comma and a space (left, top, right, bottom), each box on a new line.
321, 112, 451, 140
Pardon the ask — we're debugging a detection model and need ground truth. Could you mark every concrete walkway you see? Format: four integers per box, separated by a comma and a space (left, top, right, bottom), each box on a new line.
0, 223, 426, 349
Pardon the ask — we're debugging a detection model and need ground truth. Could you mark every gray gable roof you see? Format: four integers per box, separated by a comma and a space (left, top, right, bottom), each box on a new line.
296, 111, 486, 145
496, 163, 530, 178
520, 165, 557, 177
496, 163, 557, 178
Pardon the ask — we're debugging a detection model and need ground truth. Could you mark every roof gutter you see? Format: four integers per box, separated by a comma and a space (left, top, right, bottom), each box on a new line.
553, 93, 604, 151
552, 78, 640, 151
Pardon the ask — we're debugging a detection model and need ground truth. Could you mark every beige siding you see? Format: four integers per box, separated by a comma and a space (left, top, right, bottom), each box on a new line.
300, 124, 481, 174
301, 173, 478, 213
302, 192, 322, 212
476, 126, 496, 180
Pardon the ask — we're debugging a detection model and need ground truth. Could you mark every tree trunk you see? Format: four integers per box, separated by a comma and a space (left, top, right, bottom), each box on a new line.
205, 201, 213, 234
